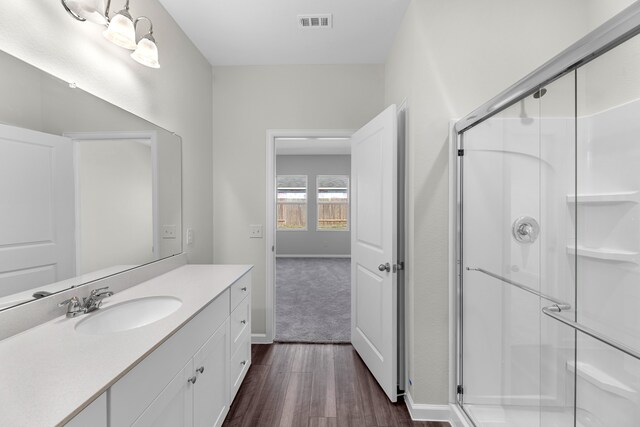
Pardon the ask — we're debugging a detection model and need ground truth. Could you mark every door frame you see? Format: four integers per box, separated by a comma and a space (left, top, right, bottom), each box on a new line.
264, 129, 355, 343
64, 131, 159, 273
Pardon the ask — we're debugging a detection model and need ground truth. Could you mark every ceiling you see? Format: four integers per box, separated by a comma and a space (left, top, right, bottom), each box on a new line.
158, 0, 410, 66
275, 138, 351, 155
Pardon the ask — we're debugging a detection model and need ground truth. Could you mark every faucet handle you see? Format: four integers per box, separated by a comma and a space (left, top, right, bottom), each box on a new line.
58, 296, 80, 308
91, 287, 110, 296
58, 296, 84, 318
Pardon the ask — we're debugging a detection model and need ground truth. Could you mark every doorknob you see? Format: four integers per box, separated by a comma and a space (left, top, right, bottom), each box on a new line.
378, 263, 391, 272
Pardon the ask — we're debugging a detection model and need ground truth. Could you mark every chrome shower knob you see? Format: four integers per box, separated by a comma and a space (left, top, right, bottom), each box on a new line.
512, 216, 540, 244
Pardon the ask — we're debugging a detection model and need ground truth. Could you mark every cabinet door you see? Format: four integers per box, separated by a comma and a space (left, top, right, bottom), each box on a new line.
132, 360, 194, 427
193, 318, 230, 427
65, 392, 107, 427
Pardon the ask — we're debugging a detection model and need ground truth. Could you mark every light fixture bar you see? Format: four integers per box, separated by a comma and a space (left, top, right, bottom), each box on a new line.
60, 0, 159, 69
60, 0, 87, 21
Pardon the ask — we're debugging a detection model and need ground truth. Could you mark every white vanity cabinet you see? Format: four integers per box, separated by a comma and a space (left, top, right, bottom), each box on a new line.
66, 393, 107, 427
108, 270, 251, 427
229, 273, 252, 400
132, 319, 230, 427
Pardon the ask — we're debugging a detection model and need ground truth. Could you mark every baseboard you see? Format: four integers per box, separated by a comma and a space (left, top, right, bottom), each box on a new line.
405, 393, 451, 422
251, 333, 273, 344
276, 254, 351, 258
449, 403, 473, 427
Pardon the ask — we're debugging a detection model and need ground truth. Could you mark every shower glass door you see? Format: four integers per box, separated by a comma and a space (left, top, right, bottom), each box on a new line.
459, 71, 577, 426
459, 21, 640, 427
573, 34, 640, 427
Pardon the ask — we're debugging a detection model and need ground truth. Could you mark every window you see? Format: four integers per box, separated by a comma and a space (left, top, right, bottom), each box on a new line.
317, 175, 349, 231
277, 175, 308, 230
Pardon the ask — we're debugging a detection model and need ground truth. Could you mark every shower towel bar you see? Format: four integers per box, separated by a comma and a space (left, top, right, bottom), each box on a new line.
466, 267, 640, 361
466, 267, 571, 310
543, 305, 640, 362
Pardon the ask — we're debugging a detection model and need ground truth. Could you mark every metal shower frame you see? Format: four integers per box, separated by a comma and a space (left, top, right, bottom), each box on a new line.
452, 2, 640, 426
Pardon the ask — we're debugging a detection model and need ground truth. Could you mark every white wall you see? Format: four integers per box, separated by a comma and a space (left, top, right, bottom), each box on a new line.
0, 0, 213, 264
78, 140, 153, 274
212, 65, 385, 334
384, 0, 592, 405
276, 155, 351, 256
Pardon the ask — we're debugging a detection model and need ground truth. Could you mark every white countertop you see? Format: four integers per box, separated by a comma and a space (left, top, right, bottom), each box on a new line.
0, 264, 252, 427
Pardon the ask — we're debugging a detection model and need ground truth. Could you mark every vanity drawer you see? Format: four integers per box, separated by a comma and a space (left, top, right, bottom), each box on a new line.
230, 295, 250, 356
230, 271, 251, 312
110, 289, 230, 427
229, 327, 251, 401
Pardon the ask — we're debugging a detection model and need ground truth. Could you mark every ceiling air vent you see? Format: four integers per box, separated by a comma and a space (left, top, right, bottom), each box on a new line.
298, 14, 333, 29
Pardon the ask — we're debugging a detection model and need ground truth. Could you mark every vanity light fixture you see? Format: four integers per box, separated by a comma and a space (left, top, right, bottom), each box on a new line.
60, 0, 160, 68
102, 2, 137, 50
130, 17, 160, 68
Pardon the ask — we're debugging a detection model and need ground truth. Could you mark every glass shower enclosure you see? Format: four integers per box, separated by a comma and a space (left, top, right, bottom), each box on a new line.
454, 5, 640, 427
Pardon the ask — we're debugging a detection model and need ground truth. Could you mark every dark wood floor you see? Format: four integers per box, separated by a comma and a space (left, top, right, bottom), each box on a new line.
223, 343, 450, 427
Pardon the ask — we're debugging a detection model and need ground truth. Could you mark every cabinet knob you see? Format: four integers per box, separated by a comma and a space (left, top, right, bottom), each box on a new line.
196, 366, 205, 374
241, 320, 247, 325
241, 360, 247, 366
241, 287, 247, 292
187, 375, 197, 384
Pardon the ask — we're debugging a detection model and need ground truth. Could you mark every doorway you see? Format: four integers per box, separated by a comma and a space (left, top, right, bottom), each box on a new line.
265, 104, 406, 402
273, 135, 353, 343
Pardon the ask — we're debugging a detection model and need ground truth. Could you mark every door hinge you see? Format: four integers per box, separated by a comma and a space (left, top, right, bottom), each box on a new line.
457, 385, 464, 395
457, 149, 464, 156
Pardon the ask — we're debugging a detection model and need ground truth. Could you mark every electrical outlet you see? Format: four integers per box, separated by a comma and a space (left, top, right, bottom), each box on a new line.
162, 225, 177, 239
249, 224, 263, 238
186, 228, 194, 245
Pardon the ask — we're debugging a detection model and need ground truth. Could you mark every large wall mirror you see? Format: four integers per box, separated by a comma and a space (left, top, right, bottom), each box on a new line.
0, 50, 182, 312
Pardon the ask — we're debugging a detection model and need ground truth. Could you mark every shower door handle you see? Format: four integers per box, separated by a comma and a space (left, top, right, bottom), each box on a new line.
378, 263, 391, 272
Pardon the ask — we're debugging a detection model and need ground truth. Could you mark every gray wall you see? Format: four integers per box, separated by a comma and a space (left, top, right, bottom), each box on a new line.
0, 0, 213, 264
276, 155, 351, 256
212, 64, 384, 334
384, 0, 611, 406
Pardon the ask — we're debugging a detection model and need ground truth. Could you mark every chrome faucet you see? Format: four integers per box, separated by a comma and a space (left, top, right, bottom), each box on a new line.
58, 287, 114, 318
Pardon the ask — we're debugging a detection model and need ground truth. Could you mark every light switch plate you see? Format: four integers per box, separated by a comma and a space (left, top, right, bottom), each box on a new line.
162, 225, 177, 239
186, 228, 194, 245
249, 224, 263, 238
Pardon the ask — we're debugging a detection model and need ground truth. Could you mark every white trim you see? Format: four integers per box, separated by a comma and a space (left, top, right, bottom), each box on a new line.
397, 98, 409, 392
448, 120, 460, 404
66, 131, 160, 273
405, 393, 451, 422
251, 333, 273, 344
266, 129, 355, 344
276, 254, 351, 258
449, 404, 474, 427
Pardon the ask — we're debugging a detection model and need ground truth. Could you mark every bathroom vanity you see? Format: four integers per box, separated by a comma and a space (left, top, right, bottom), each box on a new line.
0, 264, 252, 427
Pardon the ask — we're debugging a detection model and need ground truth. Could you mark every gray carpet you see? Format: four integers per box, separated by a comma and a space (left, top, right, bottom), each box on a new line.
275, 257, 351, 343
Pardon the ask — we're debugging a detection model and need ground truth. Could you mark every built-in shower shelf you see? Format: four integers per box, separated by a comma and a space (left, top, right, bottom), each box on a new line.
567, 245, 639, 263
567, 360, 638, 403
566, 191, 639, 204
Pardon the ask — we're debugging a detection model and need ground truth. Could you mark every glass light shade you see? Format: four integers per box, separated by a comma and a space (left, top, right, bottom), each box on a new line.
103, 12, 137, 50
131, 37, 160, 68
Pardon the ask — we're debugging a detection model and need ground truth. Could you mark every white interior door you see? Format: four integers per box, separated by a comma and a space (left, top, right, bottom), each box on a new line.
0, 124, 75, 299
350, 104, 398, 402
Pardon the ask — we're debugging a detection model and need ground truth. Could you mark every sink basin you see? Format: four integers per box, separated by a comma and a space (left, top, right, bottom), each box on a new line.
75, 296, 182, 335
